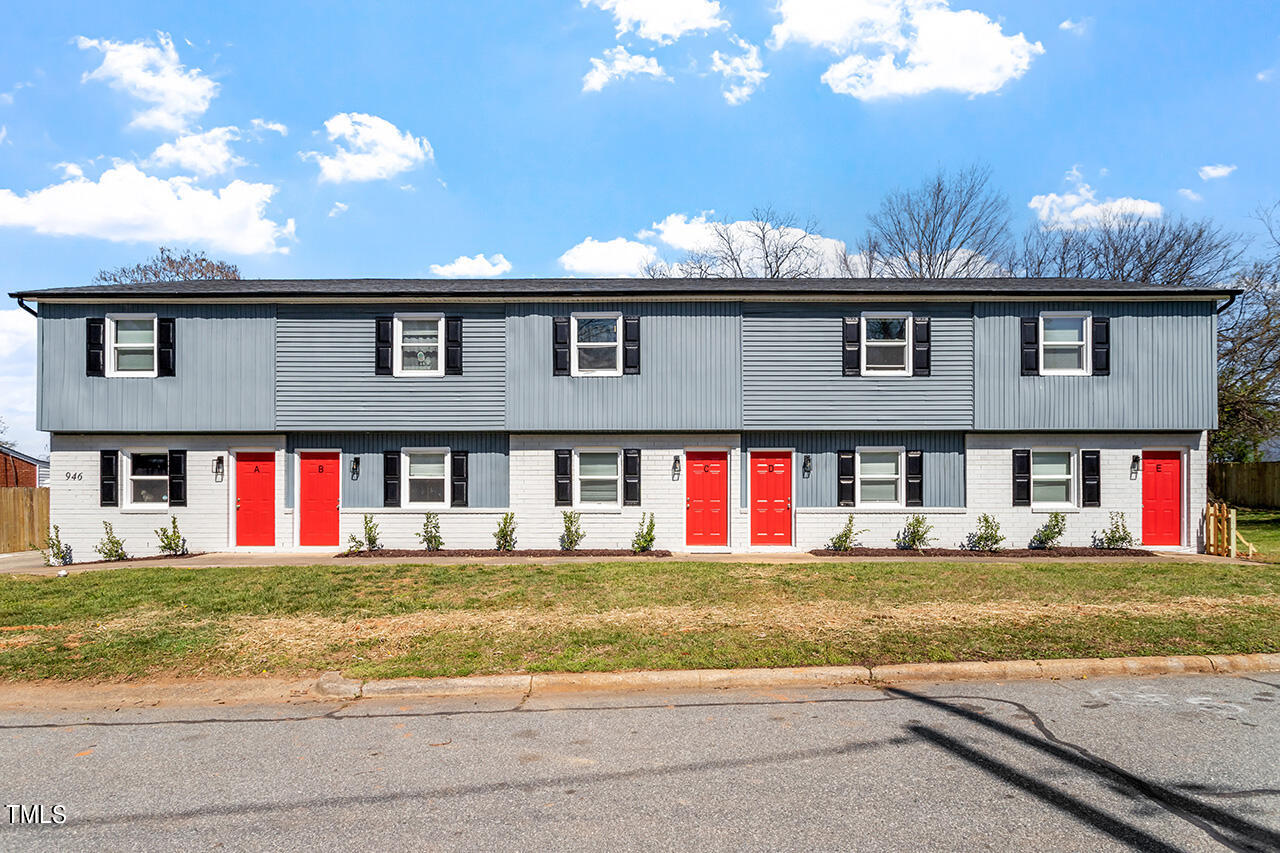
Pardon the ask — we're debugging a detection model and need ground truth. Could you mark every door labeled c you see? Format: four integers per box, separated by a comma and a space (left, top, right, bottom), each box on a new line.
750, 451, 792, 546
299, 452, 340, 546
235, 452, 275, 547
1142, 451, 1182, 546
686, 451, 728, 546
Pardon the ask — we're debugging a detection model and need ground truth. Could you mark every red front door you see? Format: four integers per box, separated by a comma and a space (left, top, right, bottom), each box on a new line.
686, 451, 728, 546
299, 452, 340, 546
1142, 451, 1182, 546
236, 452, 276, 546
750, 451, 792, 546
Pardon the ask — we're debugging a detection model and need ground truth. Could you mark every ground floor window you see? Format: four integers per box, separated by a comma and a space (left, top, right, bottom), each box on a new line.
1032, 449, 1074, 507
403, 449, 449, 507
125, 451, 168, 506
576, 449, 620, 506
857, 447, 904, 505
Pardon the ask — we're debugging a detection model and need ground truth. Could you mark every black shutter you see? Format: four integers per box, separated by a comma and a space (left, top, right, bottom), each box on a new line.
1020, 318, 1039, 376
622, 316, 641, 375
383, 450, 400, 506
167, 450, 187, 507
905, 450, 923, 507
1091, 317, 1110, 376
86, 318, 105, 377
450, 450, 469, 507
837, 450, 855, 506
842, 318, 860, 376
157, 318, 176, 377
445, 316, 463, 375
1081, 450, 1101, 507
552, 317, 570, 376
100, 450, 118, 507
911, 317, 931, 377
554, 449, 572, 506
623, 448, 641, 505
1012, 449, 1031, 506
375, 317, 393, 376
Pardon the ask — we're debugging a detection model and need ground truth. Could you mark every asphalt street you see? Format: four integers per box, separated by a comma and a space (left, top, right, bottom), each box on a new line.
1, 673, 1277, 851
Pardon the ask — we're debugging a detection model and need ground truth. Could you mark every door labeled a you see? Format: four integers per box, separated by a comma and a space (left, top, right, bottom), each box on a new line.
236, 452, 276, 546
1142, 451, 1181, 546
299, 452, 340, 546
686, 451, 728, 547
750, 451, 792, 546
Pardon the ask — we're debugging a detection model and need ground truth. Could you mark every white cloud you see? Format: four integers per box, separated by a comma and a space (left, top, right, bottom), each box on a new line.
1259, 68, 1274, 83
55, 162, 83, 178
711, 38, 768, 104
650, 211, 717, 250
147, 126, 243, 176
0, 81, 32, 106
76, 32, 217, 132
303, 113, 433, 183
559, 236, 657, 276
771, 0, 1044, 100
583, 46, 670, 92
581, 0, 727, 45
0, 308, 42, 457
250, 118, 287, 136
328, 201, 348, 218
0, 125, 6, 145
1198, 163, 1236, 181
0, 163, 294, 254
1177, 188, 1203, 202
1058, 18, 1090, 35
1028, 168, 1162, 227
429, 252, 513, 277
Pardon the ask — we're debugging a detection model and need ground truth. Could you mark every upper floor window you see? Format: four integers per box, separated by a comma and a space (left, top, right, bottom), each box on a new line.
402, 448, 449, 507
861, 313, 912, 376
394, 314, 444, 377
124, 450, 168, 507
1032, 449, 1074, 507
857, 447, 904, 506
576, 448, 621, 507
571, 313, 622, 377
106, 314, 158, 378
1039, 312, 1090, 376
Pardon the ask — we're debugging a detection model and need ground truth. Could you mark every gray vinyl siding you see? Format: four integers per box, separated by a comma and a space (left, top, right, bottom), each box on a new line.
742, 302, 973, 429
275, 305, 505, 430
505, 301, 741, 431
286, 432, 509, 508
741, 431, 966, 507
974, 301, 1218, 431
37, 302, 275, 432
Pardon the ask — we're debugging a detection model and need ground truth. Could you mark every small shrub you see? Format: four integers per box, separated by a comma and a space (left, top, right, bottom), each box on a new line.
895, 514, 935, 550
631, 512, 657, 553
417, 512, 444, 551
154, 515, 188, 556
826, 516, 868, 551
39, 525, 73, 566
559, 511, 585, 551
94, 522, 130, 561
963, 513, 1005, 551
346, 513, 382, 554
1030, 512, 1067, 549
493, 512, 518, 551
1095, 511, 1135, 549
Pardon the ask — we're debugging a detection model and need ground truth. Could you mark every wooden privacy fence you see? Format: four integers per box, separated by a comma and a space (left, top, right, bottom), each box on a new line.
0, 487, 49, 553
1208, 462, 1280, 509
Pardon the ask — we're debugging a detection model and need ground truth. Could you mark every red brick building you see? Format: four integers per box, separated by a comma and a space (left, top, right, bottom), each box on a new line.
0, 447, 47, 488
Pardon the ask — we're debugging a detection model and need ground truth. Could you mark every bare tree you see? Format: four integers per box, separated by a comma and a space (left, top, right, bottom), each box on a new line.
859, 164, 1012, 278
0, 417, 13, 450
94, 246, 241, 285
645, 206, 830, 278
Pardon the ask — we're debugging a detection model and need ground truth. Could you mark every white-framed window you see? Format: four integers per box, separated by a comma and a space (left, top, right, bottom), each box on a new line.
106, 314, 158, 378
861, 312, 912, 376
571, 313, 622, 377
1039, 312, 1091, 376
402, 448, 450, 507
393, 314, 445, 377
1031, 449, 1075, 507
575, 448, 621, 507
123, 449, 168, 508
857, 446, 905, 506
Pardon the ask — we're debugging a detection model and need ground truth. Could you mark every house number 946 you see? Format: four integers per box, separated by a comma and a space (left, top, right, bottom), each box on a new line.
65, 472, 83, 481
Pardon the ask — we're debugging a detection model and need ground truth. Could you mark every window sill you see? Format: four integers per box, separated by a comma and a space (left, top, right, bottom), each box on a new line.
1036, 371, 1090, 378
571, 506, 624, 514
569, 372, 623, 379
120, 506, 170, 513
1031, 505, 1080, 514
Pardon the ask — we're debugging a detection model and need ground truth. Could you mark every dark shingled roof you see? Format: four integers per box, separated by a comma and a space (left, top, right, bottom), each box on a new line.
10, 277, 1240, 300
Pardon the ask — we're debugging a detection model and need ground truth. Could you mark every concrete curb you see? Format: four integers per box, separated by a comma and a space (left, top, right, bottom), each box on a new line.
312, 652, 1280, 700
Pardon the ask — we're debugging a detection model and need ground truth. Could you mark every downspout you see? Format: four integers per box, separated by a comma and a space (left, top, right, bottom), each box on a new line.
1214, 293, 1236, 314
16, 297, 36, 317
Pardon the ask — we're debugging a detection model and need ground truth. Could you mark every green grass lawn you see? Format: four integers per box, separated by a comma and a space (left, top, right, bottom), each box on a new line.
1, 558, 1277, 681
1237, 509, 1280, 563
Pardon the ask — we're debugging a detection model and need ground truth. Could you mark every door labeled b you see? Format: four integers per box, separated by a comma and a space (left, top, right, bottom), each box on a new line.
750, 451, 792, 546
1141, 451, 1182, 546
686, 451, 728, 547
299, 452, 340, 546
235, 452, 276, 546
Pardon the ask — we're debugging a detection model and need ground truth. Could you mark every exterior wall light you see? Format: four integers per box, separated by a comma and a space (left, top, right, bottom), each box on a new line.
351, 456, 361, 478
672, 455, 681, 479
802, 454, 813, 476
1130, 455, 1141, 479
212, 455, 224, 479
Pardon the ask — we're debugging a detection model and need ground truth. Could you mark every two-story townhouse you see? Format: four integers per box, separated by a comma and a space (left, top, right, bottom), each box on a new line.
11, 277, 1234, 559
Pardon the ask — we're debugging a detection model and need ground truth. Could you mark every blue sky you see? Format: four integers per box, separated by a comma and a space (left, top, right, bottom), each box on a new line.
1, 0, 1277, 455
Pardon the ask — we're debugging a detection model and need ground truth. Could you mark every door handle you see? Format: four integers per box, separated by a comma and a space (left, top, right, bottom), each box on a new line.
236, 500, 240, 510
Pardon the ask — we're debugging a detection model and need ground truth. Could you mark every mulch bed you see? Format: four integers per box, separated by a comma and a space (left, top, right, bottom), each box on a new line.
809, 547, 1153, 557
337, 549, 673, 558
64, 552, 207, 568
